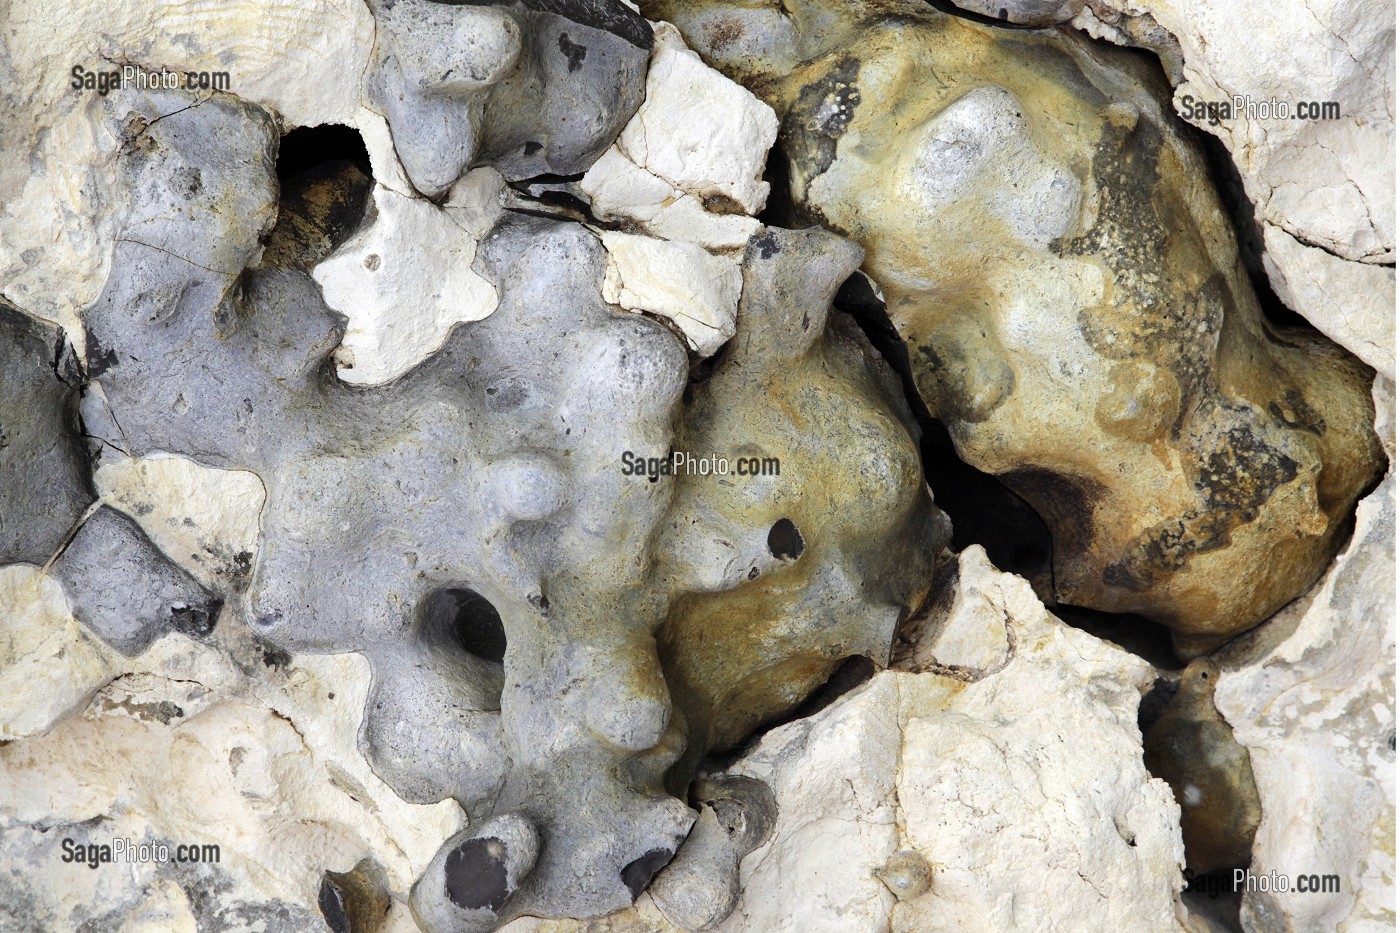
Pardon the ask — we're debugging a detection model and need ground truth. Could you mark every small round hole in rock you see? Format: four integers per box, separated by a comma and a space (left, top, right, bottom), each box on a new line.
276, 124, 371, 181
444, 837, 510, 913
423, 587, 507, 663
767, 518, 805, 560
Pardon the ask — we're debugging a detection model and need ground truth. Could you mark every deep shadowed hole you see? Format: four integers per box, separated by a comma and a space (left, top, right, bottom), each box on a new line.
444, 837, 511, 913
1178, 867, 1247, 932
767, 518, 805, 560
276, 124, 371, 181
422, 587, 508, 663
169, 599, 221, 639
1137, 676, 1180, 734
620, 848, 674, 900
755, 142, 799, 230
1189, 124, 1316, 333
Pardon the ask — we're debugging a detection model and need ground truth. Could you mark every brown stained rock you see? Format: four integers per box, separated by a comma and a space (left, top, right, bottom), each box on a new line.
656, 228, 949, 778
1143, 659, 1262, 875
651, 0, 1385, 652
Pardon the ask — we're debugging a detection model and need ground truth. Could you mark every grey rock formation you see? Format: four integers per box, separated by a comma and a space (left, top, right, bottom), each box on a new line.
68, 80, 945, 928
48, 506, 223, 656
0, 302, 93, 565
369, 0, 652, 196
650, 776, 776, 931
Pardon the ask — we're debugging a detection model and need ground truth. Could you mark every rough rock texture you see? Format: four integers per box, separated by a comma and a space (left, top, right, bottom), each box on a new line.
0, 564, 465, 931
0, 302, 93, 565
92, 453, 266, 592
1261, 223, 1396, 381
367, 0, 652, 197
655, 0, 1385, 652
1214, 470, 1396, 932
1, 1, 1392, 931
313, 172, 504, 385
48, 505, 223, 657
601, 231, 742, 356
577, 21, 775, 253
24, 67, 943, 927
0, 0, 376, 346
500, 547, 1191, 933
964, 0, 1398, 379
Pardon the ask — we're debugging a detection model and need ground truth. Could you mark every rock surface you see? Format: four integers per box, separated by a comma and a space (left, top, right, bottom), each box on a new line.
0, 1, 1392, 931
977, 0, 1397, 379
0, 570, 465, 932
500, 547, 1192, 933
655, 0, 1386, 651
4, 57, 943, 926
1215, 471, 1396, 932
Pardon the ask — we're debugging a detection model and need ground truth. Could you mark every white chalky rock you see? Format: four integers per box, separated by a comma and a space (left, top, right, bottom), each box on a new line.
0, 0, 377, 352
601, 231, 742, 357
1261, 223, 1396, 381
0, 565, 114, 740
313, 170, 503, 385
581, 145, 761, 252
1058, 0, 1394, 370
0, 567, 466, 928
895, 547, 1016, 675
711, 547, 1187, 933
1214, 471, 1396, 933
616, 23, 779, 216
94, 453, 266, 590
499, 548, 1191, 933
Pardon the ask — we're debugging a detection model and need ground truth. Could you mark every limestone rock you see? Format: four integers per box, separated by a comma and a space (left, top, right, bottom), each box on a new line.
313, 172, 503, 385
0, 0, 376, 346
580, 144, 761, 252
724, 552, 1187, 933
617, 23, 778, 215
0, 636, 466, 932
656, 0, 1386, 651
1021, 0, 1398, 381
0, 565, 113, 740
1214, 472, 1396, 932
93, 453, 266, 591
576, 22, 775, 252
1073, 0, 1393, 265
601, 231, 742, 356
1261, 224, 1396, 381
